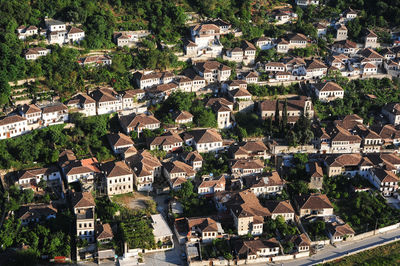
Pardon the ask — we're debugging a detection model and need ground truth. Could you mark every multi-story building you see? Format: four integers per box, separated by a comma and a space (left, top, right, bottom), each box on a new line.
183, 129, 223, 153
71, 192, 96, 243
41, 104, 69, 126
0, 115, 28, 139
119, 113, 161, 135
193, 61, 231, 83
65, 93, 97, 117
90, 88, 122, 115
102, 161, 134, 195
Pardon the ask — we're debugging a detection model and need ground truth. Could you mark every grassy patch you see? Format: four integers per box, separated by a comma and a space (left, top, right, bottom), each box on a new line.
325, 240, 400, 265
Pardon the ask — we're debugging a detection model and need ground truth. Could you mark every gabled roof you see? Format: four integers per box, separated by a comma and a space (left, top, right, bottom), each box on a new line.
181, 151, 203, 162
313, 82, 343, 92
360, 48, 384, 59
15, 203, 57, 221
96, 223, 114, 240
295, 194, 333, 210
101, 161, 132, 178
148, 132, 183, 147
42, 103, 67, 113
163, 160, 195, 176
332, 40, 357, 49
0, 115, 27, 126
329, 222, 355, 237
233, 238, 279, 256
264, 200, 294, 214
372, 168, 399, 183
119, 114, 160, 129
19, 104, 41, 115
187, 217, 221, 232
186, 129, 222, 144
198, 176, 226, 189
71, 192, 95, 208
126, 150, 161, 177
19, 167, 59, 180
107, 133, 134, 147
226, 190, 271, 218
172, 110, 193, 121
231, 159, 264, 170
90, 88, 118, 102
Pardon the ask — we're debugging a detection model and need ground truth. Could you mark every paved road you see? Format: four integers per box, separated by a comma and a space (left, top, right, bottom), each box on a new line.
283, 228, 400, 266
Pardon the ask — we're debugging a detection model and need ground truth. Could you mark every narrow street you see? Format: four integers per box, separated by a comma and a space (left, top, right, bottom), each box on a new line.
283, 228, 400, 266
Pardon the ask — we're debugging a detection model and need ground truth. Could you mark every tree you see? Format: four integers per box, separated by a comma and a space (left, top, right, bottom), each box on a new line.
274, 100, 280, 126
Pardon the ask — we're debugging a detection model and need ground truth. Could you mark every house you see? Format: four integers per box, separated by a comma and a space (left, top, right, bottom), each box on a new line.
71, 192, 96, 243
119, 113, 161, 135
193, 61, 231, 83
355, 124, 383, 153
264, 200, 295, 221
78, 55, 112, 67
311, 81, 344, 102
198, 176, 226, 195
126, 150, 162, 192
265, 62, 286, 73
332, 40, 358, 55
226, 190, 271, 235
228, 88, 252, 104
67, 27, 85, 43
113, 30, 150, 47
148, 132, 183, 152
328, 222, 355, 243
233, 238, 280, 260
242, 40, 257, 65
65, 93, 97, 117
360, 48, 384, 67
18, 167, 62, 188
25, 47, 50, 60
242, 71, 259, 84
296, 0, 319, 6
259, 96, 314, 123
90, 88, 122, 115
185, 217, 224, 243
163, 160, 195, 190
205, 97, 234, 110
45, 19, 85, 44
290, 233, 311, 253
41, 103, 69, 126
210, 100, 232, 129
336, 24, 348, 41
242, 171, 286, 197
0, 115, 28, 140
231, 159, 264, 177
121, 89, 146, 110
151, 214, 174, 245
325, 125, 362, 154
315, 23, 327, 37
228, 141, 268, 160
102, 161, 134, 196
382, 103, 400, 125
133, 71, 174, 90
294, 194, 334, 218
63, 157, 100, 184
181, 151, 203, 171
285, 57, 307, 76
96, 223, 114, 243
306, 59, 328, 79
272, 9, 293, 25
15, 203, 57, 225
107, 133, 134, 154
371, 124, 400, 146
369, 168, 399, 196
172, 110, 193, 124
17, 25, 38, 40
255, 36, 274, 50
325, 153, 373, 177
189, 23, 223, 57
307, 162, 324, 190
19, 104, 42, 125
175, 77, 194, 92
288, 33, 308, 49
146, 83, 178, 103
362, 62, 378, 75
364, 29, 379, 48
276, 38, 289, 53
225, 47, 244, 62
343, 8, 357, 21
183, 129, 223, 153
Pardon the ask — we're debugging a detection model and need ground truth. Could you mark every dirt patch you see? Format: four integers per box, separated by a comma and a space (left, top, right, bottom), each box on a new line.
111, 192, 153, 210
